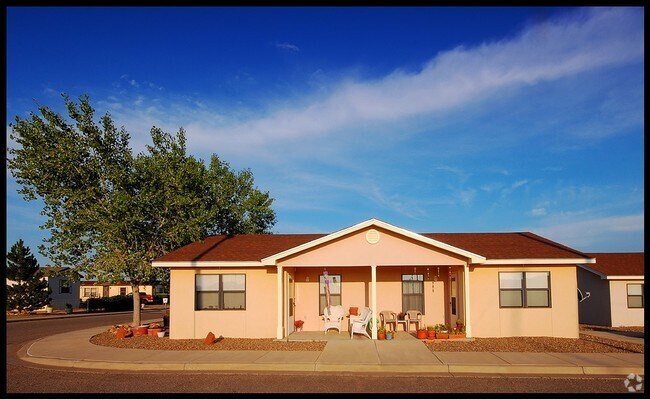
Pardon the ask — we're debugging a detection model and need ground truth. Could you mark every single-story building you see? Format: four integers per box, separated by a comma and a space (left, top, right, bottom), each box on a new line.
152, 218, 596, 340
6, 266, 81, 311
577, 252, 644, 327
79, 281, 157, 302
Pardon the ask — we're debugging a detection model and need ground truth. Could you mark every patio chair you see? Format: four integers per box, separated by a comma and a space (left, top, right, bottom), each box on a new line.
350, 307, 373, 339
406, 309, 423, 332
323, 305, 345, 334
379, 310, 397, 331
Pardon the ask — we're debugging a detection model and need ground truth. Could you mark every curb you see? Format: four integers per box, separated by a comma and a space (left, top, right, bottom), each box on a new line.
16, 353, 644, 376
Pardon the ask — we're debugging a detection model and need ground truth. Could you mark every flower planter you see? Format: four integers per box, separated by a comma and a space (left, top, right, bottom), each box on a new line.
377, 333, 386, 340
385, 332, 393, 340
132, 326, 148, 337
148, 328, 162, 336
449, 333, 466, 339
436, 332, 449, 339
157, 331, 166, 338
416, 330, 427, 339
427, 330, 436, 340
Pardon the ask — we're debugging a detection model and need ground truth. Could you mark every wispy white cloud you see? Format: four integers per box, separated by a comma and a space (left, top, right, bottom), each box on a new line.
273, 41, 300, 52
530, 207, 547, 217
106, 7, 641, 161
532, 213, 644, 250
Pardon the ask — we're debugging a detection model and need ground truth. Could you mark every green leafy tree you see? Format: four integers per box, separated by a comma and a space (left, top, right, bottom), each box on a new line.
6, 240, 51, 312
8, 94, 276, 326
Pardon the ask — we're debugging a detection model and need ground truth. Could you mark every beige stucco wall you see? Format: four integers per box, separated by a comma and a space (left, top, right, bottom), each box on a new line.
609, 280, 645, 327
169, 267, 278, 339
469, 265, 579, 338
280, 227, 467, 267
577, 268, 612, 326
80, 284, 153, 301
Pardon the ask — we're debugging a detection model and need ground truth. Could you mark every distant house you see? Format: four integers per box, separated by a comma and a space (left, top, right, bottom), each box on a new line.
79, 281, 157, 302
152, 218, 595, 340
578, 252, 644, 327
41, 266, 81, 310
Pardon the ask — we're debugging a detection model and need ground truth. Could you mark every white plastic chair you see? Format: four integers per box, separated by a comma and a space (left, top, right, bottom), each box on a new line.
379, 310, 397, 332
350, 307, 372, 339
323, 305, 345, 334
406, 309, 423, 332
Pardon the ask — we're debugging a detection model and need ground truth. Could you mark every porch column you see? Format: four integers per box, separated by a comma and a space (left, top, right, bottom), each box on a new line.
371, 264, 377, 339
276, 265, 284, 339
463, 263, 472, 338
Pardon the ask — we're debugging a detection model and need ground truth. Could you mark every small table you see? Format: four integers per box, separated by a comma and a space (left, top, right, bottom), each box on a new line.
396, 318, 408, 332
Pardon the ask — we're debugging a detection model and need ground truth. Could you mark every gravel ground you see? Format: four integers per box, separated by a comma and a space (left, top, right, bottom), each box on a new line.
90, 329, 642, 353
425, 334, 643, 353
90, 331, 327, 351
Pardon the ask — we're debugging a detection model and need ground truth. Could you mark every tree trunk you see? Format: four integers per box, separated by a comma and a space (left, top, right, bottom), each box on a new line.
132, 284, 141, 327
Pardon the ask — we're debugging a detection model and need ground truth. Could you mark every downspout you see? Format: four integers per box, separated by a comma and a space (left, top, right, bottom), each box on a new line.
276, 265, 283, 339
463, 262, 472, 338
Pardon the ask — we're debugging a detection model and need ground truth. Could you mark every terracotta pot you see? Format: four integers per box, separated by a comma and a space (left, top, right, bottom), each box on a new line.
436, 332, 449, 339
427, 330, 436, 339
377, 333, 386, 340
132, 326, 148, 336
416, 330, 427, 339
148, 328, 162, 336
450, 333, 466, 339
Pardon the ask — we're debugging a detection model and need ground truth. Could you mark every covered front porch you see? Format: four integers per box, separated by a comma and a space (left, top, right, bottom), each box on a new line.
267, 221, 485, 340
278, 265, 470, 340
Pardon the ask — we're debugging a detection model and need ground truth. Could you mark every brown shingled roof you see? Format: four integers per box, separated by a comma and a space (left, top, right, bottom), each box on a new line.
154, 234, 326, 262
423, 232, 591, 259
584, 252, 645, 276
154, 230, 591, 263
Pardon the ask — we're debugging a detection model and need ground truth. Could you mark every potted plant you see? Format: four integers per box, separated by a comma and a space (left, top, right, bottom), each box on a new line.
163, 310, 170, 328
397, 311, 406, 321
65, 303, 73, 314
416, 327, 427, 339
426, 325, 436, 340
455, 319, 464, 330
385, 328, 393, 340
450, 324, 466, 339
435, 323, 449, 339
377, 326, 386, 340
148, 322, 163, 336
294, 319, 304, 332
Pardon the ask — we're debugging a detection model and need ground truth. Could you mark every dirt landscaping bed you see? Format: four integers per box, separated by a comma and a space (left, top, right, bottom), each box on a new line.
90, 330, 643, 353
424, 335, 643, 354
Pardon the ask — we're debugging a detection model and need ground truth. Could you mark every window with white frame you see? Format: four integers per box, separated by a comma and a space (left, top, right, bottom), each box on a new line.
83, 287, 98, 298
196, 274, 246, 310
319, 274, 341, 315
627, 284, 644, 308
499, 272, 550, 308
59, 279, 70, 294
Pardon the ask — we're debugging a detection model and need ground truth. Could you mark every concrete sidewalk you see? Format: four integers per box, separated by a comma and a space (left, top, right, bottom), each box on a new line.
16, 321, 644, 376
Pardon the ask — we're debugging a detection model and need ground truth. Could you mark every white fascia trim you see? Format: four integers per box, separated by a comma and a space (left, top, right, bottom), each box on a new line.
482, 258, 596, 265
260, 218, 487, 265
151, 261, 263, 268
605, 276, 644, 280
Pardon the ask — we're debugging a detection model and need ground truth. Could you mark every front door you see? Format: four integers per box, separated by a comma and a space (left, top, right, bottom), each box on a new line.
450, 272, 458, 326
288, 275, 295, 335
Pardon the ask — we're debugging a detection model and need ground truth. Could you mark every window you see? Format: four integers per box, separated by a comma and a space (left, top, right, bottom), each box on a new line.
120, 287, 127, 296
627, 284, 644, 308
499, 272, 550, 308
196, 274, 246, 310
402, 274, 424, 313
319, 274, 341, 315
83, 287, 98, 298
59, 279, 70, 294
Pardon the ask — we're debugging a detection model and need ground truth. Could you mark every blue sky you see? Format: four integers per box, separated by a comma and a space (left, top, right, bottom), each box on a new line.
6, 7, 644, 267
